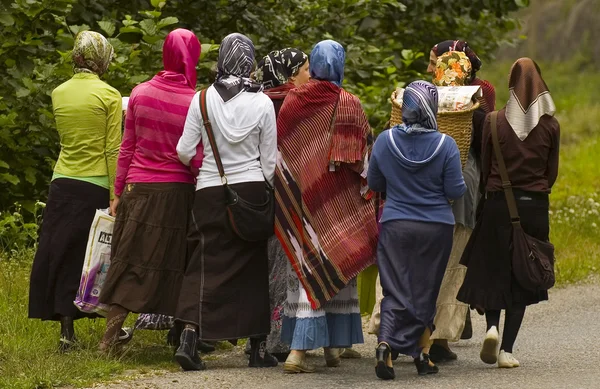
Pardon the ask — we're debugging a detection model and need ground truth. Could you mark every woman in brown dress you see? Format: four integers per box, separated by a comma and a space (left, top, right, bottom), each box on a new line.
98, 29, 202, 351
458, 58, 560, 368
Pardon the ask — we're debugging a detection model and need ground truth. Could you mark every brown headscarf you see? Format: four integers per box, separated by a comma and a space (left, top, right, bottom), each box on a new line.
505, 58, 556, 141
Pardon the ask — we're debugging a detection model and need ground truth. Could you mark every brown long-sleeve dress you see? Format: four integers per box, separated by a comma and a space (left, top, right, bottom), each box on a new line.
457, 109, 560, 310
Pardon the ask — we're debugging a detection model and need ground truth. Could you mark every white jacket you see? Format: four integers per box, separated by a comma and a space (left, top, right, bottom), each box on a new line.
177, 85, 277, 190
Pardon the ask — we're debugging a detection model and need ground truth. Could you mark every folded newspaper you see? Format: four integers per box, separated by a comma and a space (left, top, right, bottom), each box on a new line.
394, 85, 482, 112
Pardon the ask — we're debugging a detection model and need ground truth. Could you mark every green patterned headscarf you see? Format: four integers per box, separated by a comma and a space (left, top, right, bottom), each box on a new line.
72, 31, 114, 75
433, 51, 472, 87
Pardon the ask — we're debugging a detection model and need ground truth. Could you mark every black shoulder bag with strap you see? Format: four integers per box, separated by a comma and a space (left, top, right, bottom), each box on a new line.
490, 111, 555, 292
198, 89, 274, 242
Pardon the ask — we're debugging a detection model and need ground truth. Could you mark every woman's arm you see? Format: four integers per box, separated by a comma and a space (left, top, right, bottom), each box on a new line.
114, 93, 135, 198
547, 119, 561, 189
177, 93, 203, 167
367, 134, 387, 193
105, 89, 122, 200
259, 101, 278, 185
444, 137, 467, 200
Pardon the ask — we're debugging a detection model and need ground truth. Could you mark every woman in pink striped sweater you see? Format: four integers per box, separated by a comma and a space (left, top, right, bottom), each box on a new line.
98, 29, 203, 351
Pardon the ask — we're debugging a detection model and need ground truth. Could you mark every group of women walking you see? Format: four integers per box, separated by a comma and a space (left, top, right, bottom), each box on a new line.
28, 27, 559, 381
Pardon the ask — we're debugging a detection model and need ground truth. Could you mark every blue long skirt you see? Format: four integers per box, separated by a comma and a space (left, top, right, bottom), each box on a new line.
377, 220, 453, 358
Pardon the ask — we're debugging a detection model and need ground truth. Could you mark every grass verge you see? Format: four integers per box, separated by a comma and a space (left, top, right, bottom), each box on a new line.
0, 254, 179, 389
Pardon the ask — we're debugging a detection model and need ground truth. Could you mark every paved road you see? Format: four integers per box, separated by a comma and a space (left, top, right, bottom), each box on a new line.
93, 283, 600, 389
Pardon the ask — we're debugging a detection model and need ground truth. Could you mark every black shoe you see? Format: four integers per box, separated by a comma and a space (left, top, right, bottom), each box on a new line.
414, 353, 439, 376
167, 326, 179, 347
174, 328, 206, 371
429, 343, 458, 363
375, 343, 395, 380
58, 337, 77, 353
248, 338, 278, 368
198, 340, 216, 354
272, 352, 290, 363
391, 349, 400, 361
461, 310, 473, 340
118, 328, 134, 345
59, 316, 76, 353
246, 348, 288, 363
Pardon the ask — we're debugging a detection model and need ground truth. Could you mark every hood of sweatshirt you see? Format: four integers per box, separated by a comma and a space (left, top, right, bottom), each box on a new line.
386, 127, 447, 172
207, 86, 267, 144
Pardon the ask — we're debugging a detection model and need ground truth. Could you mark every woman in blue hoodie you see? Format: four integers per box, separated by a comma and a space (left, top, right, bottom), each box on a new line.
368, 80, 466, 380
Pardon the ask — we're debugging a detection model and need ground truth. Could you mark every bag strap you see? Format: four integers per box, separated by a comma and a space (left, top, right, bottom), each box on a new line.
328, 92, 341, 135
326, 92, 341, 170
199, 89, 227, 185
490, 111, 521, 226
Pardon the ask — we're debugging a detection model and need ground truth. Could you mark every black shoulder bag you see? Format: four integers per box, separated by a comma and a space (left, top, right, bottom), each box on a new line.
198, 89, 275, 242
490, 111, 555, 292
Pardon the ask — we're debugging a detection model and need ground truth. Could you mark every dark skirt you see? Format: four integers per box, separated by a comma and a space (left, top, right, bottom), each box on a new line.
29, 178, 109, 321
457, 191, 550, 309
99, 183, 194, 315
176, 182, 270, 341
377, 220, 453, 358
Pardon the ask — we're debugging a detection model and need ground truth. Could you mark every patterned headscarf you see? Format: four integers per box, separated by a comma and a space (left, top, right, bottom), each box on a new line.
433, 51, 472, 86
399, 80, 439, 134
254, 48, 308, 89
506, 58, 556, 141
72, 31, 114, 75
432, 40, 481, 82
214, 33, 263, 102
309, 40, 345, 86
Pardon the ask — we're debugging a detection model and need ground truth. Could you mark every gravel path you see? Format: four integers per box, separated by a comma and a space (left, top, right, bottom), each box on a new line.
92, 283, 600, 389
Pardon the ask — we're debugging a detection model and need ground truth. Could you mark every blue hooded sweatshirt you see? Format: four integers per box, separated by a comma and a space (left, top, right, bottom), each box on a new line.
368, 128, 466, 225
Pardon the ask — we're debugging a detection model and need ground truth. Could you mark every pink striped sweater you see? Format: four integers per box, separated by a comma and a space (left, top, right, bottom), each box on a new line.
114, 72, 203, 196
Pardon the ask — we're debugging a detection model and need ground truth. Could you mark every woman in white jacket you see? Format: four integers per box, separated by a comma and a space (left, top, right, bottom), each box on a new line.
173, 33, 278, 371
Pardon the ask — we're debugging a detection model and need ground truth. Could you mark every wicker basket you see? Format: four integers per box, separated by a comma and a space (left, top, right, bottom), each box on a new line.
390, 90, 479, 169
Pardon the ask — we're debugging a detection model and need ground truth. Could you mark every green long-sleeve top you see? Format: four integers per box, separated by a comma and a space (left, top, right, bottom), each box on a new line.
51, 73, 122, 199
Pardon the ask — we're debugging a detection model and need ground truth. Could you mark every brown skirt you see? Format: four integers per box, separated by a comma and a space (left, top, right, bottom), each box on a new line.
176, 182, 270, 341
29, 178, 109, 321
99, 183, 194, 315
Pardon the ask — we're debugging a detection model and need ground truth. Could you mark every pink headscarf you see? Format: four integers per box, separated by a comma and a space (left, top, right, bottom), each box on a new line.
161, 29, 201, 89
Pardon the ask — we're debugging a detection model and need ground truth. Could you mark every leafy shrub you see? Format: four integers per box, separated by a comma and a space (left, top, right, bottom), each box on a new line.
0, 0, 527, 213
0, 202, 44, 258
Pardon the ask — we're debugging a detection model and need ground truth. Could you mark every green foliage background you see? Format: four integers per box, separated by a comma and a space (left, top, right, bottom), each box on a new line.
0, 0, 527, 213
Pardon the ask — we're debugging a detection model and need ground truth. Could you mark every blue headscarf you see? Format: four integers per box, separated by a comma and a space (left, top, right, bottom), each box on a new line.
398, 80, 439, 134
309, 40, 345, 86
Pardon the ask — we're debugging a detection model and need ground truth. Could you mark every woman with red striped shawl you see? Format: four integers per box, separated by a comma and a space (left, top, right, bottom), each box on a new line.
276, 40, 379, 373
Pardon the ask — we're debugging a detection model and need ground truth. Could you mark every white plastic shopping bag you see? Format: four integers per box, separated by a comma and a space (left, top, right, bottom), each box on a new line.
74, 209, 115, 317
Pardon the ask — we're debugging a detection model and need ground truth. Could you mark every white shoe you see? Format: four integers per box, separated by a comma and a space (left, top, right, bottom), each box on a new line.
480, 326, 499, 364
498, 350, 520, 368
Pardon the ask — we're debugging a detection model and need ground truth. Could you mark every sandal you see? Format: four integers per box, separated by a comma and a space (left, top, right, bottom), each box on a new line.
324, 348, 341, 367
283, 354, 316, 374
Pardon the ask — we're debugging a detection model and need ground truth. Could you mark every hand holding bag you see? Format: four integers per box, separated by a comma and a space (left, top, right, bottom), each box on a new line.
490, 111, 555, 292
198, 89, 274, 242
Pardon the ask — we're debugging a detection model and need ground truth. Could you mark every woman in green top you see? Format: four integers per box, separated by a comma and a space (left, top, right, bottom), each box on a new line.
28, 31, 122, 351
